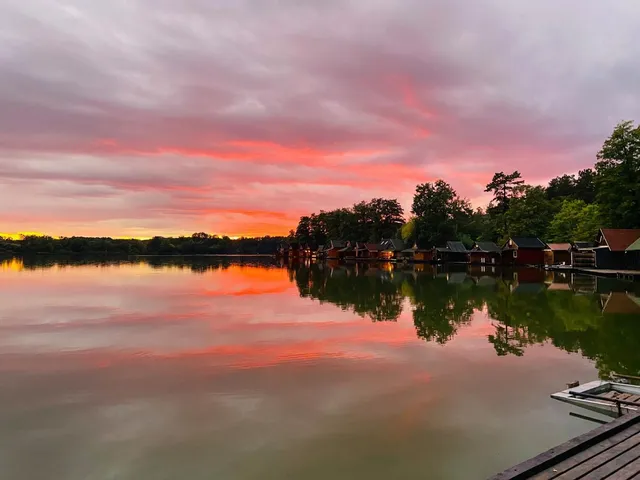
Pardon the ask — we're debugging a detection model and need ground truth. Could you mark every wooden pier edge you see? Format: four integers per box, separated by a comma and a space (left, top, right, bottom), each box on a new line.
488, 413, 640, 479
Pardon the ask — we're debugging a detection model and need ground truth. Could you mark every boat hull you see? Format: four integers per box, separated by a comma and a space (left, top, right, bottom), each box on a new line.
551, 380, 640, 418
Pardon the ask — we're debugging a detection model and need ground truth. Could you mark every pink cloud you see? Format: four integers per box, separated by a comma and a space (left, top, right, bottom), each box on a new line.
1, 0, 639, 236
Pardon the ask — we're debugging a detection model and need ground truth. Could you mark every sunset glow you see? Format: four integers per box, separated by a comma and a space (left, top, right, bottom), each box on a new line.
1, 2, 639, 237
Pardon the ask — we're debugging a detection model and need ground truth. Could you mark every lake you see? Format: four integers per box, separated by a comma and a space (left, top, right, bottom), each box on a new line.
1, 257, 639, 480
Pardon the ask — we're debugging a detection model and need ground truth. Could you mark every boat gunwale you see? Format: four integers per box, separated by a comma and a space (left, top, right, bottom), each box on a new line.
550, 380, 640, 417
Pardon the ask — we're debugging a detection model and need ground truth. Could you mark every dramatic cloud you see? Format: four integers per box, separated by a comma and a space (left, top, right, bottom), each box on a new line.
1, 0, 639, 236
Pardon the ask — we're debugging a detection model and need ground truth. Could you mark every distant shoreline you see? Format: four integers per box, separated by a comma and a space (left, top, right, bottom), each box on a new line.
1, 253, 276, 258
0, 235, 284, 257
133, 254, 275, 257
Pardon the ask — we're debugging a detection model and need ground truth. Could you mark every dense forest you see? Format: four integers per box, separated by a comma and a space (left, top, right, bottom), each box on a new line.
0, 233, 286, 256
293, 121, 640, 248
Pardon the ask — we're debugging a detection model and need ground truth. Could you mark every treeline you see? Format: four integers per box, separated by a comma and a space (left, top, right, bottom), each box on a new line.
293, 121, 640, 248
293, 198, 405, 247
0, 233, 287, 256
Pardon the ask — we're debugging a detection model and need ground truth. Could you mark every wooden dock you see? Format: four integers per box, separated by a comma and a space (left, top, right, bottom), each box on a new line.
573, 268, 640, 281
489, 412, 640, 479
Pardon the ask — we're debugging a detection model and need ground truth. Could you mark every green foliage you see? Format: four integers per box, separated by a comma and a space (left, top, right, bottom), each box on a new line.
294, 198, 404, 245
468, 208, 499, 242
411, 180, 472, 247
504, 185, 555, 239
400, 218, 416, 242
595, 120, 640, 228
547, 199, 602, 242
485, 171, 525, 210
295, 216, 313, 246
0, 237, 21, 255
575, 168, 597, 204
545, 169, 596, 205
546, 174, 576, 200
484, 170, 524, 237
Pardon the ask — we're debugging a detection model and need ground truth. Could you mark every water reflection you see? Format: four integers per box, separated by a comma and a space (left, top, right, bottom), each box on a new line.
2, 256, 640, 479
3, 257, 639, 380
291, 261, 640, 377
2, 255, 277, 273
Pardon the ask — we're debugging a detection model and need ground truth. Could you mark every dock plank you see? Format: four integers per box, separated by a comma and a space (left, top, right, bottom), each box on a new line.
551, 432, 640, 479
488, 413, 640, 480
605, 457, 640, 479
530, 426, 640, 479
583, 447, 640, 479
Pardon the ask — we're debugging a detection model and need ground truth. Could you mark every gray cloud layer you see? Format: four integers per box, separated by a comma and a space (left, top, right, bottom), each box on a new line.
1, 0, 639, 235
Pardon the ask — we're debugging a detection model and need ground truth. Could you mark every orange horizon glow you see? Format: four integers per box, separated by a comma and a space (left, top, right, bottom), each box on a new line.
0, 231, 286, 240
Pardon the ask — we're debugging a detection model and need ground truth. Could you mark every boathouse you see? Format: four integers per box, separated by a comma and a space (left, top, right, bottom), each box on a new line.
626, 237, 640, 269
365, 243, 382, 260
570, 241, 597, 268
588, 228, 640, 269
399, 245, 416, 261
468, 241, 501, 265
276, 243, 290, 259
544, 243, 572, 265
501, 237, 547, 266
379, 239, 406, 260
288, 242, 301, 259
301, 244, 312, 258
337, 243, 355, 260
355, 242, 381, 260
325, 240, 347, 259
413, 247, 434, 263
435, 241, 468, 263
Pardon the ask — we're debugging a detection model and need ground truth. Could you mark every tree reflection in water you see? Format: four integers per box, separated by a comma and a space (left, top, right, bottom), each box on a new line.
290, 261, 640, 378
3, 256, 639, 379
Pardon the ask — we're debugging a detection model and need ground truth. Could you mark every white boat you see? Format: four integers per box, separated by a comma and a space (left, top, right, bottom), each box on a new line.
551, 380, 640, 418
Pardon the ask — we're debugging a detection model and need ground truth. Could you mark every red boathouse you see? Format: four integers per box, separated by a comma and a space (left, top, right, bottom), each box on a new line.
502, 237, 547, 266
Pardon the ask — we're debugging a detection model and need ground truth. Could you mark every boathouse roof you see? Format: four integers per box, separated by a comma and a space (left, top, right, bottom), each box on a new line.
626, 237, 640, 252
599, 229, 640, 252
446, 241, 468, 253
573, 241, 595, 249
504, 237, 547, 250
546, 243, 572, 251
472, 241, 501, 253
381, 239, 406, 251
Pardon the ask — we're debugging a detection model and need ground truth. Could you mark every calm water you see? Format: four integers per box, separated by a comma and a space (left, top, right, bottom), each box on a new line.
1, 257, 640, 480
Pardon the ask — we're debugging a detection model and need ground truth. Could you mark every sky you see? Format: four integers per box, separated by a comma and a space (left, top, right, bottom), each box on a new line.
1, 1, 639, 238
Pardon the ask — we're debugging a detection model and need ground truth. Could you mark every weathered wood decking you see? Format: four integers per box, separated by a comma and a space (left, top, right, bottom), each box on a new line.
489, 413, 640, 479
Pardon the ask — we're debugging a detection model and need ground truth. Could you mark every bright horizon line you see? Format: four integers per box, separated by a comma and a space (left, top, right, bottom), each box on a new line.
0, 232, 274, 241
0, 178, 567, 242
